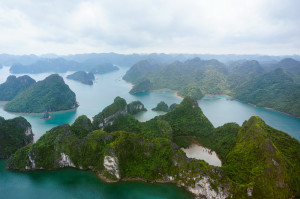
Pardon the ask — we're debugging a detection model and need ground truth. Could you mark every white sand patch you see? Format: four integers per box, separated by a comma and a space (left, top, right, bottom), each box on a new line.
182, 144, 222, 166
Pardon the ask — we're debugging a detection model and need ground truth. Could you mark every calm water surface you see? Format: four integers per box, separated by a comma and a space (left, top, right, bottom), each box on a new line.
1, 66, 300, 199
0, 160, 193, 199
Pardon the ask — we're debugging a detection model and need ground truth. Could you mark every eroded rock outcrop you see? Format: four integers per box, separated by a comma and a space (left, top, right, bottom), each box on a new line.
93, 97, 147, 130
103, 156, 120, 179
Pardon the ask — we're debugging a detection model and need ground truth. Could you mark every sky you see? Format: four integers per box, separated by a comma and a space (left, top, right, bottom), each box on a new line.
0, 0, 299, 55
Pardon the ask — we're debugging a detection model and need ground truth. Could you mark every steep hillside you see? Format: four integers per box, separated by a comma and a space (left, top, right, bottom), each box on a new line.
0, 75, 36, 101
5, 74, 78, 113
276, 58, 300, 83
124, 57, 230, 96
0, 117, 33, 159
233, 68, 300, 116
225, 116, 300, 198
6, 96, 300, 198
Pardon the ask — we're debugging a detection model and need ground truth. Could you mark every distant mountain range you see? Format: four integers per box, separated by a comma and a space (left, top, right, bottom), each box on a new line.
1, 52, 299, 68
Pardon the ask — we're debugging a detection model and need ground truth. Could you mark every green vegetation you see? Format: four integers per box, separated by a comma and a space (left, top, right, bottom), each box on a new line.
124, 57, 300, 116
7, 119, 227, 189
0, 75, 36, 101
129, 79, 152, 94
92, 97, 127, 128
196, 123, 240, 162
224, 116, 300, 198
127, 101, 147, 114
90, 63, 118, 74
152, 101, 169, 112
4, 74, 78, 113
70, 115, 94, 139
103, 96, 214, 141
233, 68, 300, 116
276, 58, 300, 83
178, 84, 204, 100
168, 103, 178, 111
0, 116, 33, 158
229, 60, 264, 76
66, 71, 95, 85
93, 97, 147, 129
124, 58, 229, 95
6, 96, 300, 198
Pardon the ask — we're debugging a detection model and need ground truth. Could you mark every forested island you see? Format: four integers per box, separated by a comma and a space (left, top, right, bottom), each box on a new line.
67, 71, 95, 85
0, 75, 36, 101
0, 116, 33, 159
4, 74, 78, 113
152, 101, 169, 112
124, 57, 300, 117
6, 96, 300, 198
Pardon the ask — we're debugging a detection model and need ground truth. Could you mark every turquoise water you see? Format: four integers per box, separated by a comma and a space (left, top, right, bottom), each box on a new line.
1, 66, 300, 199
1, 66, 299, 141
0, 160, 193, 199
0, 66, 181, 140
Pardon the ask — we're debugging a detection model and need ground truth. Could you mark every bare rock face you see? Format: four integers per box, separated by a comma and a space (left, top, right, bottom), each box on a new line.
103, 155, 120, 179
187, 177, 230, 199
98, 107, 128, 130
24, 127, 34, 145
93, 97, 147, 130
59, 153, 75, 168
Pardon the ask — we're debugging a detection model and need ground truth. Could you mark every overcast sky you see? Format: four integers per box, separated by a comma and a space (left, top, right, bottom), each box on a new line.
0, 0, 299, 55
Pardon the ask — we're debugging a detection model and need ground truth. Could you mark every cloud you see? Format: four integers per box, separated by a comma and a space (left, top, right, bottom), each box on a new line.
0, 0, 299, 55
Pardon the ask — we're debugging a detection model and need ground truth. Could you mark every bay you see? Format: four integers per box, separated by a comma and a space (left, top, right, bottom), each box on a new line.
1, 65, 300, 199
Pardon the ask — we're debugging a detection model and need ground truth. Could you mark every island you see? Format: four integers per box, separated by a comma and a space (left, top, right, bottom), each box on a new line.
129, 79, 151, 94
92, 97, 147, 129
124, 57, 300, 116
0, 75, 36, 101
0, 116, 33, 159
66, 71, 95, 85
90, 63, 119, 74
152, 101, 169, 112
7, 96, 300, 198
127, 101, 147, 115
4, 74, 78, 113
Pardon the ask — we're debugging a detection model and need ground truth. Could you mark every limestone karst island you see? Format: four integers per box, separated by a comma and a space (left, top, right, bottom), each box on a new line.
0, 1, 300, 199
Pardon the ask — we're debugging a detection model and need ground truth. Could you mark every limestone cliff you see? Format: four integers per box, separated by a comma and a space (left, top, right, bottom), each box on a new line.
6, 97, 300, 198
0, 116, 33, 159
92, 97, 147, 129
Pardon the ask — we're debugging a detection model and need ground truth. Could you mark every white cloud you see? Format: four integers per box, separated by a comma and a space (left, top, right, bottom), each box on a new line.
0, 0, 299, 55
